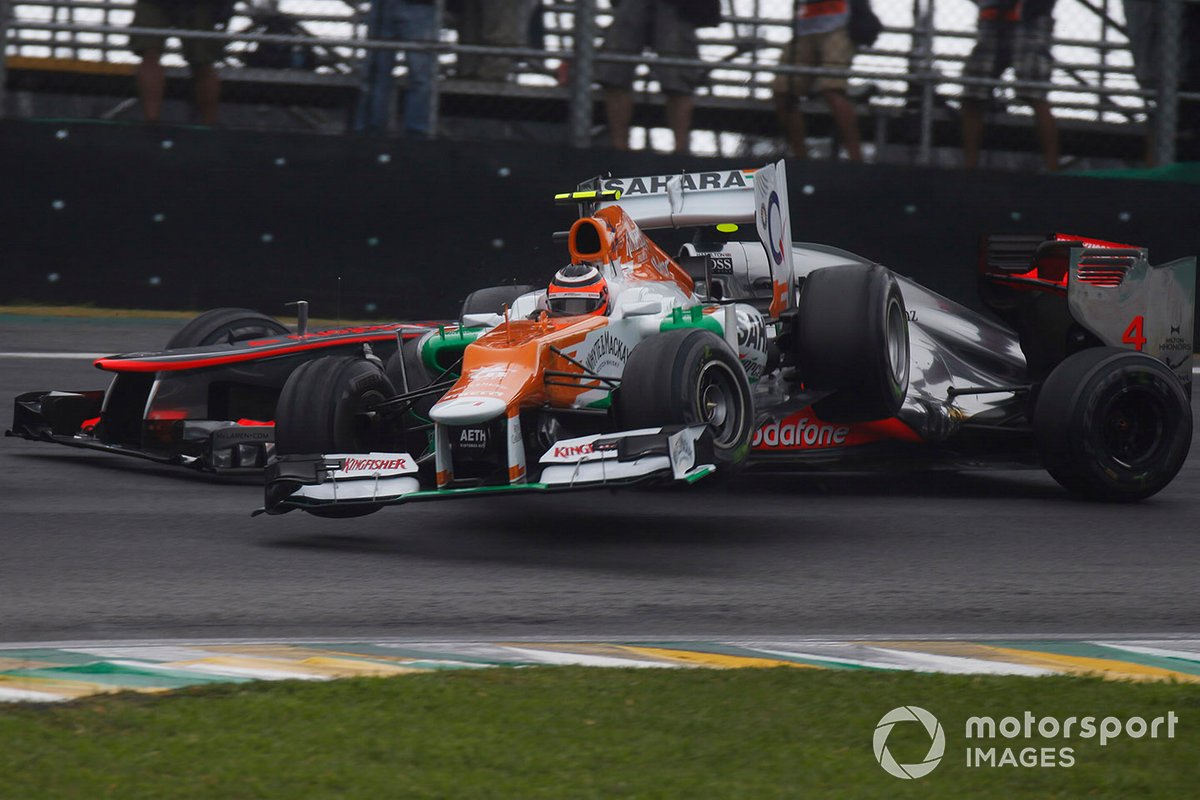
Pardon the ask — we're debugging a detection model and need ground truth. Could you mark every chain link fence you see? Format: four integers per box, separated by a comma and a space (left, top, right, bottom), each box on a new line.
0, 0, 1195, 166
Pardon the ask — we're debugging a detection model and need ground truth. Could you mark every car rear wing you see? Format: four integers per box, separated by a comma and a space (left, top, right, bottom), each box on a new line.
566, 159, 796, 317
980, 233, 1195, 386
1067, 247, 1195, 386
570, 167, 758, 230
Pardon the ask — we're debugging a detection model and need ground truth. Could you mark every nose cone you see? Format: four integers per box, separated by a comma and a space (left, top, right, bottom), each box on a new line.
429, 396, 508, 425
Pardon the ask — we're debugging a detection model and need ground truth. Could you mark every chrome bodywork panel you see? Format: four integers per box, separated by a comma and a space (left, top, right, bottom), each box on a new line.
1067, 250, 1196, 386
753, 244, 1030, 439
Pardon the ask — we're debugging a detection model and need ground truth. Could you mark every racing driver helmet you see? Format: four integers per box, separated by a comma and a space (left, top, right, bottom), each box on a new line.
547, 263, 609, 317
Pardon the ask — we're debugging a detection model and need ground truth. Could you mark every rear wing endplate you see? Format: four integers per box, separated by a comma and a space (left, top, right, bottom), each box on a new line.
1067, 248, 1196, 385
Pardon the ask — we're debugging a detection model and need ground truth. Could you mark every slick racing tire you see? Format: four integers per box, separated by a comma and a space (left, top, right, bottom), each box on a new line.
460, 284, 535, 320
616, 328, 754, 471
384, 335, 441, 456
275, 356, 398, 517
166, 307, 290, 349
1034, 346, 1191, 502
795, 264, 909, 423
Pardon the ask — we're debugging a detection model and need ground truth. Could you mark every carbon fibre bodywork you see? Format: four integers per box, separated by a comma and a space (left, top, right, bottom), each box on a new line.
8, 322, 442, 472
746, 243, 1031, 468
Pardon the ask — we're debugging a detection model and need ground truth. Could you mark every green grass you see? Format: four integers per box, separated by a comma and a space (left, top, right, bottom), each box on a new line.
0, 668, 1196, 799
0, 304, 197, 320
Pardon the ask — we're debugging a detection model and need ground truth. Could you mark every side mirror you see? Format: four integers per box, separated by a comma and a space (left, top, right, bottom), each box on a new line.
623, 300, 662, 317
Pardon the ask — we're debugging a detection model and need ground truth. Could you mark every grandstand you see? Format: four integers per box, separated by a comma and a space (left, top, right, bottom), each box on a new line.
1, 1, 1196, 169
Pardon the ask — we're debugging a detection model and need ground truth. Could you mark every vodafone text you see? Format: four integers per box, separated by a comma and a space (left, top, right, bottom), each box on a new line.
753, 417, 849, 448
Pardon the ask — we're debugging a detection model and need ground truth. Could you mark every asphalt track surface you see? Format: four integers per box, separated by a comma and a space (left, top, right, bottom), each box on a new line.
1, 314, 1198, 644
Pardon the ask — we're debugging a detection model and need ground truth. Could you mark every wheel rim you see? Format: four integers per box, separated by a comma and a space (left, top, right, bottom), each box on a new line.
1098, 386, 1168, 469
351, 388, 390, 450
696, 360, 744, 448
885, 298, 907, 385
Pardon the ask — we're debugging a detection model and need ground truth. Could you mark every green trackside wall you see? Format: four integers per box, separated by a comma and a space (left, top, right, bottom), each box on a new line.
1, 119, 1197, 341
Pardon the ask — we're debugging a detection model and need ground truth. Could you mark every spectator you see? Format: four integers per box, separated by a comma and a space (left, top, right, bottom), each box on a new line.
354, 0, 437, 136
773, 0, 863, 162
1183, 3, 1200, 161
1124, 1, 1159, 95
455, 0, 540, 82
130, 1, 236, 125
1124, 0, 1162, 164
960, 0, 1060, 171
596, 0, 722, 155
1123, 0, 1198, 164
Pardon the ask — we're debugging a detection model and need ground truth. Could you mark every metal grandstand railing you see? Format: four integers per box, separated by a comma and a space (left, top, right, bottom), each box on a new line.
0, 0, 1196, 166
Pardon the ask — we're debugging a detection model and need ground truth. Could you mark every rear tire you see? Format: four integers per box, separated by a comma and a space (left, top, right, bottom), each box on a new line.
460, 285, 535, 320
166, 307, 289, 349
1035, 346, 1192, 501
795, 264, 909, 423
275, 356, 398, 517
616, 328, 753, 470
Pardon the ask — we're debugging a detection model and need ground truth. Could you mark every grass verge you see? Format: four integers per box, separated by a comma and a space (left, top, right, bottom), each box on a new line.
0, 305, 197, 320
0, 667, 1196, 799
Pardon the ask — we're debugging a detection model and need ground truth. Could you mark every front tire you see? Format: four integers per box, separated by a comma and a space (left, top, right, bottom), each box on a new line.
794, 264, 910, 423
1035, 346, 1192, 501
615, 328, 754, 470
275, 356, 398, 517
166, 307, 289, 349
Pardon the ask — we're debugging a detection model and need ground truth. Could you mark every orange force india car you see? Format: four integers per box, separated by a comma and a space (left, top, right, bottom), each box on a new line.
260, 160, 1195, 517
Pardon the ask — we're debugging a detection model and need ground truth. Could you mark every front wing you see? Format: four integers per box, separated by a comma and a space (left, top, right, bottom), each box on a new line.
260, 425, 716, 515
8, 389, 276, 472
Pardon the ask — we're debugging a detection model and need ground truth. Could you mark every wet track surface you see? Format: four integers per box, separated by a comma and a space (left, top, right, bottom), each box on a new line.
1, 314, 1198, 642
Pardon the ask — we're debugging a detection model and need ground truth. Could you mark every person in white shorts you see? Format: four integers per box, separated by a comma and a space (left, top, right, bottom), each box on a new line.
773, 0, 863, 162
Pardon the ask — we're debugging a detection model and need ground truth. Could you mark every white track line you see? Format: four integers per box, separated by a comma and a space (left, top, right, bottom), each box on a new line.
105, 659, 328, 682
0, 352, 106, 359
1094, 642, 1200, 662
0, 687, 66, 702
499, 646, 674, 669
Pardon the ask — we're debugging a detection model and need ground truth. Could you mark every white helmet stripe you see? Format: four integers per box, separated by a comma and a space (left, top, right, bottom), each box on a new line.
552, 265, 602, 285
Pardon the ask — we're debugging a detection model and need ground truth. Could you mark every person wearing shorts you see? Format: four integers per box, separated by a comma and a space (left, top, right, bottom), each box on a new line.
1123, 0, 1199, 164
773, 1, 862, 162
129, 1, 234, 125
960, 0, 1059, 170
595, 0, 719, 154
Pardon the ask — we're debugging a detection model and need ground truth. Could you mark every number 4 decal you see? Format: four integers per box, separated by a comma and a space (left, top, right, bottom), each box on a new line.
1122, 315, 1147, 351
